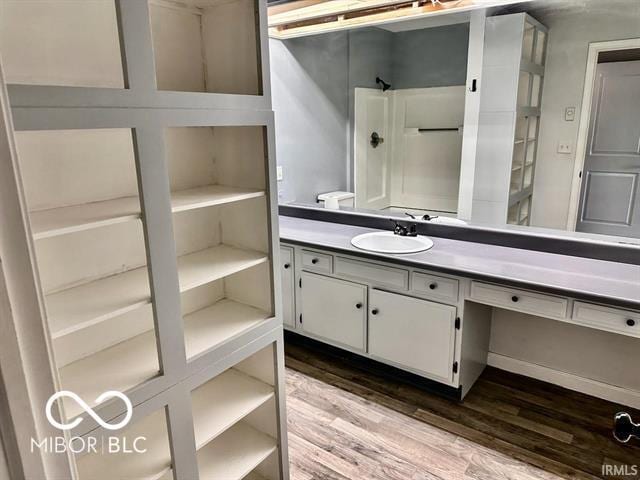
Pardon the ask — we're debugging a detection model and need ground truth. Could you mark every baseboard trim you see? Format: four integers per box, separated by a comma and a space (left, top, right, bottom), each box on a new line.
487, 353, 640, 409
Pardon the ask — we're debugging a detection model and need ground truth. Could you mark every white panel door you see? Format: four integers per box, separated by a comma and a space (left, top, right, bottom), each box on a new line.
368, 289, 457, 383
299, 272, 366, 351
354, 88, 391, 210
391, 87, 465, 213
280, 246, 295, 328
576, 61, 640, 237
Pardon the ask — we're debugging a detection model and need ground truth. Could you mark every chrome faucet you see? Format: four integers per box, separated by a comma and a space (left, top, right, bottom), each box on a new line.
390, 219, 417, 237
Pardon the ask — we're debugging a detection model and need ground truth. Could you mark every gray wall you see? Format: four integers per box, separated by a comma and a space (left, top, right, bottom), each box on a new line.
270, 33, 349, 204
270, 24, 469, 203
392, 23, 469, 89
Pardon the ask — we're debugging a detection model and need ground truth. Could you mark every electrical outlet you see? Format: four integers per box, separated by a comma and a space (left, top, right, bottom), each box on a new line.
565, 107, 576, 121
276, 165, 283, 181
557, 142, 572, 154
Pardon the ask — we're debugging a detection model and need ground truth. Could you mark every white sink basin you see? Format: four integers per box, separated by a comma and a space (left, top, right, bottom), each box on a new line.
351, 232, 434, 254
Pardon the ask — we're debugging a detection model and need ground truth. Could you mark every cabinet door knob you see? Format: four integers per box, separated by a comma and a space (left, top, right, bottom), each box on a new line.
511, 295, 519, 303
429, 283, 438, 290
284, 263, 290, 269
627, 319, 636, 327
311, 258, 319, 264
356, 302, 363, 309
371, 308, 379, 315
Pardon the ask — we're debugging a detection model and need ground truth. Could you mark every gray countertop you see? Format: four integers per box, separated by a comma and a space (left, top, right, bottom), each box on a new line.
279, 216, 640, 309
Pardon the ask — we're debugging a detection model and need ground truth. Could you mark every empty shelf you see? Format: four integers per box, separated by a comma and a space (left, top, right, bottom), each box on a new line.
184, 299, 271, 359
76, 408, 171, 480
178, 245, 268, 292
47, 245, 267, 340
192, 368, 274, 450
197, 422, 276, 480
31, 185, 265, 240
171, 185, 265, 213
30, 196, 140, 240
59, 330, 159, 419
46, 267, 151, 339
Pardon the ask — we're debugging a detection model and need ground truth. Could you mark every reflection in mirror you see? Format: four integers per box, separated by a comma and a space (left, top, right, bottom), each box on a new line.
269, 0, 640, 242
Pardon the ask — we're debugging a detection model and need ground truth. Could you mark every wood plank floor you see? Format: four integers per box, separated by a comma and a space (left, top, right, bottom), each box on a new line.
284, 340, 640, 480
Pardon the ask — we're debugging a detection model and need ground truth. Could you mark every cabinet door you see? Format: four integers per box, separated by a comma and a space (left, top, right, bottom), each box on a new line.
369, 289, 457, 383
300, 272, 366, 351
280, 246, 295, 328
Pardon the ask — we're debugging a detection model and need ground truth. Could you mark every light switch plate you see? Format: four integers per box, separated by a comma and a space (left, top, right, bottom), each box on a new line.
276, 165, 283, 181
565, 107, 576, 121
557, 142, 572, 154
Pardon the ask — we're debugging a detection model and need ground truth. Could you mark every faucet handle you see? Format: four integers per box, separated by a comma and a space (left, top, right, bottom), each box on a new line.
390, 219, 405, 235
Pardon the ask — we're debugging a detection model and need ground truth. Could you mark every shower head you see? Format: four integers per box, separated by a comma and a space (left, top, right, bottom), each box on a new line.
376, 76, 391, 92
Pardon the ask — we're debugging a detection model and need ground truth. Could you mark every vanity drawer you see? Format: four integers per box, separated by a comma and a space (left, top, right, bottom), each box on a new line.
334, 256, 409, 290
572, 302, 640, 338
301, 249, 333, 273
412, 272, 459, 303
470, 281, 568, 319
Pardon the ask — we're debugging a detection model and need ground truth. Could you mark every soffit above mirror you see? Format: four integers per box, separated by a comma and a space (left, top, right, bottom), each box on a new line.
267, 0, 532, 39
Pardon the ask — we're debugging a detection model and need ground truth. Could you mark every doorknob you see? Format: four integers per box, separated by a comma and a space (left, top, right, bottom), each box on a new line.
370, 132, 384, 148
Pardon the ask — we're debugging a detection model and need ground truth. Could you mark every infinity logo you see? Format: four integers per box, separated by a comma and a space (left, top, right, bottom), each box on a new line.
46, 391, 133, 431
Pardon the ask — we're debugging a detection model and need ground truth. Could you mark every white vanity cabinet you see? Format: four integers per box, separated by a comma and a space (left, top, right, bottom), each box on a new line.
282, 243, 479, 395
299, 272, 367, 351
368, 289, 458, 383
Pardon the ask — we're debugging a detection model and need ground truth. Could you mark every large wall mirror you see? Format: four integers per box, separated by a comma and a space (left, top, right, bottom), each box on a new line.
269, 0, 640, 244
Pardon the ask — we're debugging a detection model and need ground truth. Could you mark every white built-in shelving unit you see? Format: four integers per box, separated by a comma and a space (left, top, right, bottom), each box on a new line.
0, 0, 287, 478
472, 12, 547, 226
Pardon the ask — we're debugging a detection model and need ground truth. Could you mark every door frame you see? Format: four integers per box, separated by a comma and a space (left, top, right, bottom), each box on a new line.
566, 38, 640, 231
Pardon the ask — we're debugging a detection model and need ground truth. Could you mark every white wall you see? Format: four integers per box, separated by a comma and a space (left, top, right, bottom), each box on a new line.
530, 0, 640, 229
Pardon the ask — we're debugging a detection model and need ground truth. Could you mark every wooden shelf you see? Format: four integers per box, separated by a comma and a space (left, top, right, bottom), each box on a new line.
46, 266, 151, 339
177, 245, 268, 292
192, 368, 274, 450
59, 330, 160, 419
47, 244, 267, 339
171, 185, 264, 213
76, 408, 171, 480
185, 299, 271, 359
197, 422, 276, 480
31, 185, 265, 240
30, 196, 140, 240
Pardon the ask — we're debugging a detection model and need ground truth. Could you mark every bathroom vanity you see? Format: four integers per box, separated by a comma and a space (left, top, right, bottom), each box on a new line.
279, 216, 640, 400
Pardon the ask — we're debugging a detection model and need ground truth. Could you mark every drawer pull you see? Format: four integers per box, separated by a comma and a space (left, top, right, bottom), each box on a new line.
284, 263, 290, 269
311, 258, 319, 264
627, 319, 636, 327
356, 302, 363, 309
429, 283, 438, 290
371, 308, 379, 315
511, 295, 519, 303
